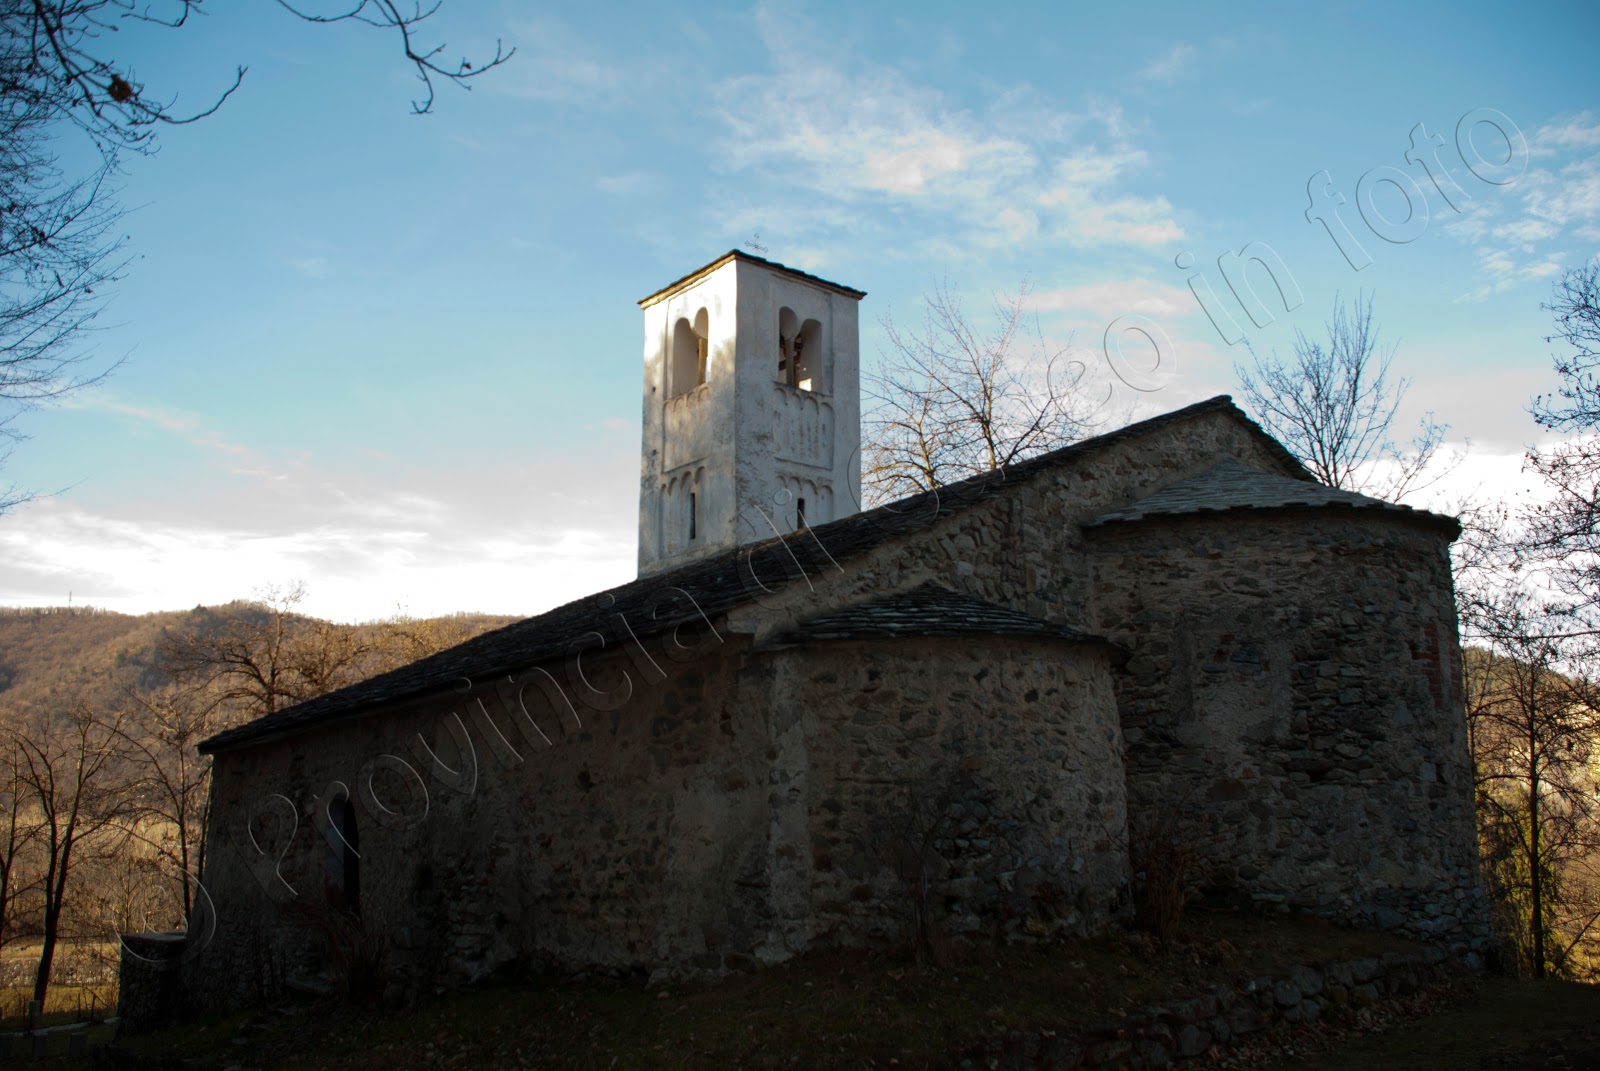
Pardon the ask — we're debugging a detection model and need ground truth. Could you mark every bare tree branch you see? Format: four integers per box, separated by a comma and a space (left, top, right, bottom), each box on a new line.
863, 279, 1099, 505
1524, 261, 1600, 617
1234, 292, 1459, 501
0, 2, 511, 512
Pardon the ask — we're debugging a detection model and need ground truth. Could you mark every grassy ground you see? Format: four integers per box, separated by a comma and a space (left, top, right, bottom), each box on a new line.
104, 908, 1600, 1070
0, 939, 118, 1032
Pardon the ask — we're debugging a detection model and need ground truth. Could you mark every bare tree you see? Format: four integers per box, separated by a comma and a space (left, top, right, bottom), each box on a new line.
1465, 589, 1600, 979
1234, 293, 1452, 500
157, 582, 374, 718
7, 1, 513, 154
12, 700, 134, 1006
0, 2, 512, 511
367, 608, 511, 670
111, 681, 230, 925
1446, 274, 1600, 980
0, 734, 42, 957
864, 280, 1095, 504
0, 22, 125, 513
1525, 261, 1600, 614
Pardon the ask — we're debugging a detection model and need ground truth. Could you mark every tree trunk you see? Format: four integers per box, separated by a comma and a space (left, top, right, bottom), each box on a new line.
1528, 758, 1546, 978
32, 854, 70, 1006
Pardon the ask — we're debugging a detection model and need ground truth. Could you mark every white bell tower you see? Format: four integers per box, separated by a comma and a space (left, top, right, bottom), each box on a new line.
637, 251, 864, 577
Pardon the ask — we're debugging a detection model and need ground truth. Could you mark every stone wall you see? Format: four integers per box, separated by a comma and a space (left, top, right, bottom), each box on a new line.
187, 629, 769, 1008
1086, 510, 1489, 956
764, 635, 1129, 948
185, 624, 1131, 1010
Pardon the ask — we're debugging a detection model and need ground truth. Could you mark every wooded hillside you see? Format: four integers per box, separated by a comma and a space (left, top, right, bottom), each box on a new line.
0, 592, 520, 1009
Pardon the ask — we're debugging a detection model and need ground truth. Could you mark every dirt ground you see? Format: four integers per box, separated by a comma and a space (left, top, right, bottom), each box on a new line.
1230, 974, 1600, 1071
105, 907, 1600, 1071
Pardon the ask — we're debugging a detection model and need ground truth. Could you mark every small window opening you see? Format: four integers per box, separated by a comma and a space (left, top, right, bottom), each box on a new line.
796, 497, 806, 530
776, 308, 824, 392
777, 307, 800, 388
670, 308, 710, 397
693, 307, 709, 385
794, 319, 821, 391
689, 492, 698, 541
324, 795, 361, 916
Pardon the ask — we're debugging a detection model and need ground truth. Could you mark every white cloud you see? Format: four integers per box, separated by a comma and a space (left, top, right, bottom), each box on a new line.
713, 8, 1182, 253
0, 465, 638, 623
1029, 278, 1193, 320
3, 390, 643, 621
1408, 445, 1554, 518
1139, 43, 1197, 84
1530, 112, 1600, 156
1446, 112, 1600, 299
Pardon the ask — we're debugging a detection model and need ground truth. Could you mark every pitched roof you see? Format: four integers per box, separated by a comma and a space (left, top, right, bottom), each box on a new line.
638, 250, 867, 307
768, 582, 1113, 647
198, 395, 1303, 755
1086, 458, 1459, 534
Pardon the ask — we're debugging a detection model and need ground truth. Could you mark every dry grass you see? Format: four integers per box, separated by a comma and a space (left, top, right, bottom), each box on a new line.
0, 983, 117, 1030
0, 940, 119, 1030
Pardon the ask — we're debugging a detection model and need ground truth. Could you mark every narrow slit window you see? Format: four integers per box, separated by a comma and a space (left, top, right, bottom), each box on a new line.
324, 795, 361, 916
689, 492, 697, 541
777, 307, 801, 387
796, 497, 806, 530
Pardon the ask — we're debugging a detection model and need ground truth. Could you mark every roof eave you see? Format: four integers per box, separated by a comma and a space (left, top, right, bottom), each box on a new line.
638, 249, 867, 307
1085, 501, 1463, 538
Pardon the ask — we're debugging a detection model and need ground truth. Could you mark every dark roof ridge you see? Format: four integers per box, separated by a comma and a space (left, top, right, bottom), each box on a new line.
638, 250, 867, 307
1086, 456, 1460, 535
199, 394, 1282, 754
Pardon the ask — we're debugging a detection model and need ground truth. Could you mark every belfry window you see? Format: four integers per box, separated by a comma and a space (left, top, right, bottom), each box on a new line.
777, 308, 824, 392
670, 308, 710, 397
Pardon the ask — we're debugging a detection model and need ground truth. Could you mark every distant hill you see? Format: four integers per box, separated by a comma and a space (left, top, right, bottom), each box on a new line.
0, 603, 523, 725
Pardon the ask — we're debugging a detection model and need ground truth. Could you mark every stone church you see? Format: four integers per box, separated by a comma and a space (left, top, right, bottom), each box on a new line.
170, 252, 1486, 1010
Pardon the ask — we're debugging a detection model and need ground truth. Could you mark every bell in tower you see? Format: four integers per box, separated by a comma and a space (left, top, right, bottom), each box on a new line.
636, 251, 864, 577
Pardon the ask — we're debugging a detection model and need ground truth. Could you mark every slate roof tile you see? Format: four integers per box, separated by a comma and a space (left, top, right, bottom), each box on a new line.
768, 581, 1113, 646
1086, 459, 1459, 534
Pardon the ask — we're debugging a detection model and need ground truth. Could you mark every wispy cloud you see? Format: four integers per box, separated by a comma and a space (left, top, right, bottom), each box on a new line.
1529, 111, 1600, 156
0, 449, 640, 622
1030, 278, 1194, 320
712, 6, 1182, 256
498, 15, 631, 107
1139, 43, 1196, 84
1447, 111, 1600, 301
596, 172, 658, 196
287, 255, 330, 280
82, 396, 294, 482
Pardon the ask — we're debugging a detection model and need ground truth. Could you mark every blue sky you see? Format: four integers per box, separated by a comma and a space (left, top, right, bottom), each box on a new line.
0, 1, 1596, 621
